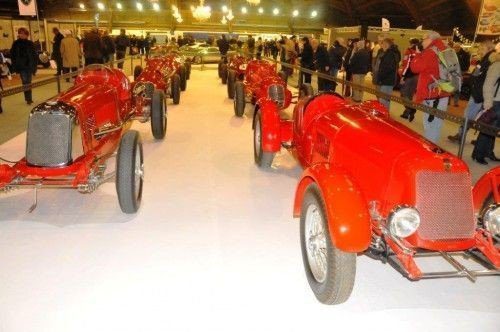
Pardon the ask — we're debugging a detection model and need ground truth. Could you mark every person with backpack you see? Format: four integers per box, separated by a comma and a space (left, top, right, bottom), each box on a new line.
10, 27, 37, 105
115, 29, 130, 70
471, 51, 500, 164
375, 38, 400, 111
448, 41, 496, 143
411, 31, 454, 143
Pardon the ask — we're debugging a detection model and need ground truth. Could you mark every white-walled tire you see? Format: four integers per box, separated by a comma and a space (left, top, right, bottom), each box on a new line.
300, 183, 356, 304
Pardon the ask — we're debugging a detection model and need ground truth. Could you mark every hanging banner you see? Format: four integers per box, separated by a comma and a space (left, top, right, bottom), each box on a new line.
382, 18, 390, 32
18, 0, 37, 16
476, 1, 499, 35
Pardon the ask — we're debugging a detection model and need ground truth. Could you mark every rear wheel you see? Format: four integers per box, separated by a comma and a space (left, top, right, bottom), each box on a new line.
151, 89, 167, 139
116, 130, 144, 214
300, 183, 356, 305
253, 111, 275, 168
221, 64, 228, 84
299, 83, 314, 99
218, 61, 224, 78
134, 65, 143, 80
171, 74, 181, 105
185, 61, 192, 80
179, 65, 187, 91
234, 81, 246, 117
227, 69, 236, 99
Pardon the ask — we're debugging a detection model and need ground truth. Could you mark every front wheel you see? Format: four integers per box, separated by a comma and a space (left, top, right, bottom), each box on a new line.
116, 130, 144, 214
253, 111, 275, 168
179, 65, 187, 91
234, 81, 246, 117
300, 183, 356, 304
227, 69, 236, 99
171, 74, 181, 105
151, 89, 167, 139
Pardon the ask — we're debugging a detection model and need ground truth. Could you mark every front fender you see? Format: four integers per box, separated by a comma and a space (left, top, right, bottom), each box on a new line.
473, 166, 500, 213
254, 98, 281, 153
294, 163, 371, 253
0, 164, 16, 188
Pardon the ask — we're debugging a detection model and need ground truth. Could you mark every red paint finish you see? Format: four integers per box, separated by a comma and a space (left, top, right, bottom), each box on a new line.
260, 92, 500, 276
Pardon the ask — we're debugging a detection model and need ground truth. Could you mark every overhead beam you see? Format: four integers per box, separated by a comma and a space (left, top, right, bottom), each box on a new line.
400, 0, 423, 24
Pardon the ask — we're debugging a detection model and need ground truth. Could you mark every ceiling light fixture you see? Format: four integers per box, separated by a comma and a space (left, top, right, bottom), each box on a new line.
311, 10, 318, 18
273, 8, 279, 15
152, 3, 160, 11
241, 7, 247, 14
191, 0, 211, 21
292, 9, 299, 17
258, 7, 263, 14
226, 9, 234, 21
136, 2, 143, 11
97, 2, 105, 10
79, 3, 85, 9
222, 5, 228, 13
116, 3, 122, 10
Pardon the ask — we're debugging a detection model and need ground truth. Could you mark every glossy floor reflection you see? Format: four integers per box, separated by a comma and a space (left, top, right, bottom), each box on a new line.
0, 66, 498, 332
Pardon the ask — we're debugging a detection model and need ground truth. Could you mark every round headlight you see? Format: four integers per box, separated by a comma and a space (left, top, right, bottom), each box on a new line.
388, 206, 421, 238
483, 204, 500, 235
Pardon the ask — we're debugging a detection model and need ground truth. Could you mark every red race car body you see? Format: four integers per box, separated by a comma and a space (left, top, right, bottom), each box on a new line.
253, 92, 500, 304
232, 60, 292, 117
0, 65, 167, 213
219, 54, 248, 85
134, 52, 188, 105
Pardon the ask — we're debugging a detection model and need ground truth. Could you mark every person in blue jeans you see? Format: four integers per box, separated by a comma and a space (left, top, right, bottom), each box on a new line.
10, 27, 37, 105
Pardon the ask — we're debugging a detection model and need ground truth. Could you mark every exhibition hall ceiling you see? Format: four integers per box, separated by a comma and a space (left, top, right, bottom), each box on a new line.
0, 0, 483, 34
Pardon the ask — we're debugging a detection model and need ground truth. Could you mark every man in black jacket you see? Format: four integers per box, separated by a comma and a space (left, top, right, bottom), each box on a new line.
452, 43, 471, 106
218, 35, 230, 62
51, 27, 64, 75
349, 40, 371, 102
313, 39, 331, 91
328, 38, 347, 92
115, 29, 130, 69
300, 37, 314, 85
11, 27, 37, 105
375, 38, 400, 110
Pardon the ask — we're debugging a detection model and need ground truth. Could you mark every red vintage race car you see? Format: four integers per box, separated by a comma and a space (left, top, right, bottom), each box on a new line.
253, 92, 500, 304
231, 60, 293, 117
0, 64, 167, 214
134, 52, 189, 105
219, 54, 247, 85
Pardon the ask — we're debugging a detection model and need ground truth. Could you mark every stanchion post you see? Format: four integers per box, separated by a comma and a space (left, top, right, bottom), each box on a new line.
130, 56, 133, 74
458, 116, 469, 159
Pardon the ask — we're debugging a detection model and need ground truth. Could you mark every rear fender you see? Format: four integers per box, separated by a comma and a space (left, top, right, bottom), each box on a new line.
254, 98, 281, 153
473, 167, 500, 213
293, 163, 371, 253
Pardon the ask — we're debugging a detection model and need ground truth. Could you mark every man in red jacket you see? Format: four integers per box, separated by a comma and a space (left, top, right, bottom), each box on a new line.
410, 31, 451, 143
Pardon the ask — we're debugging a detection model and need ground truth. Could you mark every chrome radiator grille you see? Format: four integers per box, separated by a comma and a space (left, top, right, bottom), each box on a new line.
26, 110, 74, 167
268, 84, 285, 108
415, 171, 475, 241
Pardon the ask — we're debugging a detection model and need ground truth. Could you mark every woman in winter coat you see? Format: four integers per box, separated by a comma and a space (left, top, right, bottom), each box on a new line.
10, 27, 37, 105
471, 51, 500, 164
60, 30, 81, 81
375, 38, 400, 111
410, 31, 451, 143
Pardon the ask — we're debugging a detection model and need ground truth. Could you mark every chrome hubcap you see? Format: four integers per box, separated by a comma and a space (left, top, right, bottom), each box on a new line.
134, 147, 144, 199
254, 119, 261, 157
305, 204, 327, 283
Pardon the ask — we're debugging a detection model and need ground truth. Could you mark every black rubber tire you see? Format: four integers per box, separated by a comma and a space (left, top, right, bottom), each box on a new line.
151, 89, 167, 140
218, 61, 224, 78
253, 111, 275, 168
234, 81, 246, 117
171, 74, 181, 105
278, 70, 288, 86
134, 65, 143, 80
227, 69, 236, 99
299, 83, 314, 99
221, 64, 228, 84
185, 61, 191, 80
116, 130, 143, 214
300, 183, 356, 305
179, 65, 187, 91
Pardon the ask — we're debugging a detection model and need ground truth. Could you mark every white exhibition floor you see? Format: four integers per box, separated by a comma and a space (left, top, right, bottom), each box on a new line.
0, 67, 499, 332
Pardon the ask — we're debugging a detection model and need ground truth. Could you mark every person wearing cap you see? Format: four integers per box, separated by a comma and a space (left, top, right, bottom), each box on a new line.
10, 27, 37, 105
410, 30, 451, 143
399, 38, 421, 121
